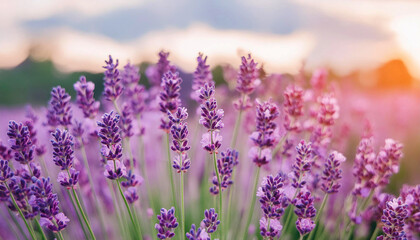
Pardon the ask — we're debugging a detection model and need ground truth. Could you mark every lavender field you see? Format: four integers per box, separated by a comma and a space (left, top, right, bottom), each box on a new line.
0, 50, 418, 240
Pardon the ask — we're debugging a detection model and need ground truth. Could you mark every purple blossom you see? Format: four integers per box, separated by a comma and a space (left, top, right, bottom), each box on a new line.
292, 141, 313, 189
46, 86, 72, 127
374, 139, 403, 187
29, 177, 58, 217
168, 107, 191, 172
202, 208, 220, 234
97, 111, 123, 161
103, 55, 123, 101
293, 190, 316, 236
191, 53, 213, 101
283, 85, 304, 132
0, 141, 13, 161
124, 187, 139, 204
186, 224, 210, 240
210, 149, 238, 195
260, 217, 283, 238
126, 84, 147, 118
146, 51, 176, 86
57, 168, 79, 189
50, 129, 75, 170
120, 103, 134, 138
400, 185, 420, 235
0, 160, 13, 182
257, 172, 289, 219
7, 176, 37, 219
121, 62, 140, 86
200, 132, 222, 154
352, 137, 377, 197
296, 218, 315, 236
321, 151, 346, 194
317, 94, 339, 126
104, 160, 126, 180
7, 121, 35, 164
249, 99, 279, 167
121, 170, 142, 187
155, 207, 179, 239
377, 197, 408, 240
40, 213, 69, 232
74, 75, 100, 119
235, 54, 260, 101
159, 71, 183, 131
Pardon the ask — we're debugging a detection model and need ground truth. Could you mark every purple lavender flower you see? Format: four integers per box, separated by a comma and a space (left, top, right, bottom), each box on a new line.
0, 160, 13, 182
120, 103, 134, 138
260, 217, 283, 238
159, 71, 183, 131
7, 176, 37, 219
97, 111, 123, 161
0, 141, 13, 161
352, 137, 377, 197
186, 224, 210, 240
249, 99, 279, 167
257, 173, 289, 219
234, 54, 260, 110
374, 139, 403, 187
146, 51, 176, 86
51, 129, 75, 170
24, 117, 46, 157
321, 151, 346, 194
121, 170, 141, 203
104, 160, 126, 180
127, 84, 147, 118
191, 53, 213, 101
283, 85, 304, 132
377, 197, 408, 240
203, 208, 220, 234
210, 149, 238, 195
103, 55, 123, 101
296, 218, 315, 236
155, 207, 179, 239
121, 62, 140, 86
57, 169, 79, 188
291, 141, 313, 189
40, 212, 69, 232
198, 83, 224, 154
46, 86, 72, 128
74, 75, 100, 119
311, 94, 339, 148
124, 187, 139, 204
400, 185, 420, 236
7, 121, 34, 164
168, 107, 191, 172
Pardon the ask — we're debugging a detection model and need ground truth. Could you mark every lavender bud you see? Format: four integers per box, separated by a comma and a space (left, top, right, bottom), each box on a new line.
159, 71, 182, 131
321, 151, 346, 194
51, 129, 75, 170
283, 85, 304, 132
203, 208, 220, 234
155, 207, 179, 239
46, 86, 72, 128
191, 53, 213, 101
97, 111, 123, 161
292, 141, 314, 189
74, 75, 100, 119
210, 149, 238, 195
236, 54, 260, 95
186, 224, 209, 240
103, 55, 123, 101
168, 107, 191, 173
377, 197, 408, 240
104, 160, 126, 180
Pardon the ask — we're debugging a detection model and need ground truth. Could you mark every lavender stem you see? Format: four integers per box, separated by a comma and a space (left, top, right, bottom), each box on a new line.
66, 189, 89, 239
71, 186, 96, 239
165, 133, 177, 209
307, 194, 329, 240
241, 166, 261, 240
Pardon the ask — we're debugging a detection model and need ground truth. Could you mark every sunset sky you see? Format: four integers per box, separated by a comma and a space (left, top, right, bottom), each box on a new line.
1, 0, 419, 79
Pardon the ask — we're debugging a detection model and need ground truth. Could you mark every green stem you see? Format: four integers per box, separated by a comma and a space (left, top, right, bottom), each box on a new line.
344, 190, 374, 240
58, 231, 65, 240
112, 100, 122, 116
166, 134, 177, 208
307, 194, 329, 240
299, 234, 304, 240
67, 189, 89, 239
107, 180, 126, 239
116, 181, 142, 240
369, 225, 380, 240
230, 108, 243, 149
210, 130, 223, 239
78, 139, 108, 239
34, 218, 47, 240
71, 187, 96, 239
281, 189, 300, 239
241, 167, 261, 240
5, 183, 37, 240
180, 171, 185, 240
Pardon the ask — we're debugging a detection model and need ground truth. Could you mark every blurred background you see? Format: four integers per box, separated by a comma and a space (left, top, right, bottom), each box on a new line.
0, 0, 419, 185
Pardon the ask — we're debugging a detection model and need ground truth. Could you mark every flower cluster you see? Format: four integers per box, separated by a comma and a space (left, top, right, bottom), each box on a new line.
291, 141, 313, 189
234, 54, 260, 110
159, 71, 183, 131
202, 208, 220, 234
46, 86, 72, 128
198, 83, 224, 154
74, 75, 100, 119
374, 139, 403, 186
210, 149, 238, 195
293, 190, 316, 236
97, 111, 123, 161
155, 207, 179, 239
120, 103, 134, 139
400, 185, 420, 237
186, 224, 209, 240
321, 151, 346, 194
121, 170, 142, 203
352, 137, 377, 197
257, 172, 288, 238
249, 99, 279, 167
191, 53, 213, 101
103, 55, 123, 101
146, 50, 176, 86
377, 197, 408, 240
7, 121, 34, 164
50, 129, 80, 188
168, 107, 191, 172
283, 85, 304, 132
311, 94, 339, 149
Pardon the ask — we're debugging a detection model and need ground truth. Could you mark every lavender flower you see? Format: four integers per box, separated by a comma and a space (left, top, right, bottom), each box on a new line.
7, 176, 37, 219
146, 51, 176, 86
120, 103, 134, 138
0, 160, 13, 182
7, 121, 34, 164
40, 213, 70, 232
57, 169, 80, 188
155, 207, 179, 239
234, 54, 260, 110
124, 187, 139, 204
321, 151, 346, 194
249, 99, 279, 167
352, 137, 377, 197
121, 62, 140, 86
46, 86, 72, 128
198, 83, 224, 154
400, 185, 420, 236
168, 107, 191, 172
202, 208, 220, 234
191, 53, 213, 101
51, 129, 75, 170
377, 197, 408, 240
159, 71, 183, 131
121, 170, 142, 203
127, 84, 147, 118
293, 190, 316, 236
0, 141, 12, 161
210, 149, 238, 195
74, 75, 100, 119
260, 217, 283, 238
97, 111, 123, 161
103, 55, 123, 101
186, 224, 209, 240
291, 141, 313, 189
374, 139, 403, 187
311, 94, 339, 148
283, 85, 304, 132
